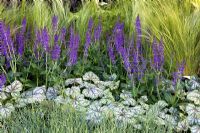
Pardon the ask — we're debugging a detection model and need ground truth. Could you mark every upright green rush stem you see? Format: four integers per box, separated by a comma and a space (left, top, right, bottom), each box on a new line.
45, 53, 48, 87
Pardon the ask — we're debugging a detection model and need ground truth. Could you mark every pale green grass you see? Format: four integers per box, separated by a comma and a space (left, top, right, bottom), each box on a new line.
1, 102, 173, 133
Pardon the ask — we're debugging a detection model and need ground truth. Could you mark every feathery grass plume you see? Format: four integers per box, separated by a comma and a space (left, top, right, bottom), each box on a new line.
84, 17, 93, 58
0, 73, 6, 90
94, 17, 102, 43
17, 17, 27, 57
51, 34, 61, 61
172, 60, 185, 86
41, 27, 50, 52
67, 26, 80, 66
52, 15, 58, 33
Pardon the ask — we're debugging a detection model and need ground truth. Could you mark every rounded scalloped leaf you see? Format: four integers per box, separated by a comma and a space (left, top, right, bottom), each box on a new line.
120, 90, 132, 100
82, 87, 103, 99
83, 71, 100, 84
21, 86, 46, 104
191, 125, 200, 133
64, 86, 81, 98
129, 105, 145, 116
65, 78, 83, 87
54, 96, 71, 105
109, 81, 120, 90
187, 90, 200, 105
176, 119, 189, 132
122, 98, 136, 107
156, 100, 168, 109
0, 92, 8, 100
0, 103, 14, 119
11, 91, 21, 98
71, 95, 91, 107
186, 104, 200, 125
46, 87, 58, 100
4, 80, 22, 93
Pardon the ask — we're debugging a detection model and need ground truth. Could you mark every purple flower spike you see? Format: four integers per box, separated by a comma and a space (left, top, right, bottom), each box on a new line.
83, 18, 94, 58
60, 27, 66, 46
94, 18, 102, 42
0, 74, 6, 90
41, 27, 50, 52
67, 27, 80, 66
17, 18, 27, 57
135, 15, 142, 54
51, 34, 61, 61
172, 60, 185, 86
152, 37, 164, 71
107, 36, 116, 64
52, 15, 58, 33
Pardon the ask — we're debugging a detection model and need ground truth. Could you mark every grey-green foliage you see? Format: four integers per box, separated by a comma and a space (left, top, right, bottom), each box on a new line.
1, 102, 173, 133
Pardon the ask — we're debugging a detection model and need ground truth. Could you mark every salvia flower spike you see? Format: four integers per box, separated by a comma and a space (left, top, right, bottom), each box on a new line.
51, 34, 61, 61
0, 74, 6, 90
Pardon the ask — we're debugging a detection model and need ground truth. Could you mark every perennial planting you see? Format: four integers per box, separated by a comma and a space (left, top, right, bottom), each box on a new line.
0, 0, 200, 132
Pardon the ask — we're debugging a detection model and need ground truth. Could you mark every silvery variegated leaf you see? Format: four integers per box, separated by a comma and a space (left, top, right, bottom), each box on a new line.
64, 86, 81, 98
169, 107, 178, 114
4, 80, 22, 93
54, 96, 71, 105
163, 114, 177, 126
139, 102, 149, 110
185, 76, 200, 91
156, 100, 168, 109
21, 86, 46, 104
186, 104, 200, 125
122, 98, 136, 107
114, 107, 134, 125
191, 125, 200, 133
15, 99, 28, 108
82, 87, 103, 99
133, 124, 142, 130
11, 91, 21, 98
0, 103, 15, 119
99, 97, 114, 105
65, 78, 83, 87
82, 71, 100, 84
46, 87, 58, 100
187, 90, 200, 105
177, 119, 189, 132
0, 92, 7, 100
109, 81, 120, 90
86, 103, 106, 125
138, 95, 148, 103
79, 81, 97, 89
129, 106, 145, 116
71, 95, 90, 108
120, 90, 132, 100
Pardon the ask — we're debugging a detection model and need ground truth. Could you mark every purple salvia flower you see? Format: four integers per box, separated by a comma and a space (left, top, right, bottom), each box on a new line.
172, 60, 185, 86
83, 18, 94, 58
52, 15, 58, 33
60, 27, 66, 46
94, 18, 102, 42
17, 18, 27, 57
0, 74, 6, 90
34, 28, 42, 60
107, 36, 116, 64
114, 21, 125, 55
67, 32, 80, 66
51, 34, 61, 61
41, 27, 50, 52
152, 37, 164, 71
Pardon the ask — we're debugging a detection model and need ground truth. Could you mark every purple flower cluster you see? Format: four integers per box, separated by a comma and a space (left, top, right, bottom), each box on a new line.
172, 60, 185, 86
84, 18, 93, 58
51, 34, 61, 61
0, 74, 6, 90
0, 21, 15, 67
67, 27, 80, 66
60, 28, 67, 46
16, 18, 27, 57
41, 27, 50, 52
107, 36, 116, 64
94, 18, 102, 42
152, 37, 164, 71
52, 15, 58, 33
